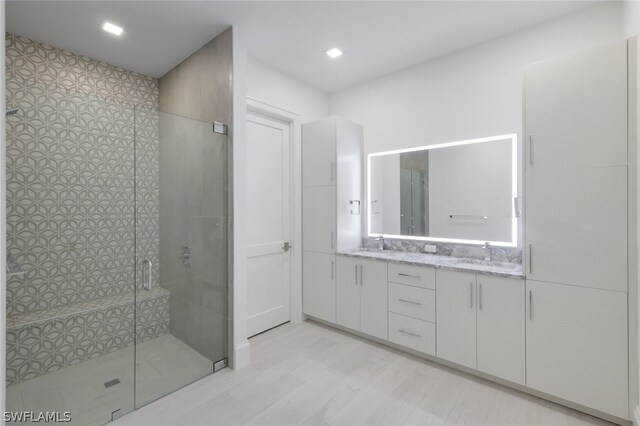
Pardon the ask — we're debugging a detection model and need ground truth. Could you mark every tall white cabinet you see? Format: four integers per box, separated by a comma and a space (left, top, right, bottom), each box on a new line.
302, 117, 363, 323
524, 40, 633, 419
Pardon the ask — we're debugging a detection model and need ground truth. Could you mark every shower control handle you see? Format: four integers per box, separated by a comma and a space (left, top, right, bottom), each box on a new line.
143, 260, 152, 291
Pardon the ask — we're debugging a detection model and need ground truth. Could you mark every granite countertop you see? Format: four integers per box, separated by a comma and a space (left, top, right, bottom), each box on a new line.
337, 248, 524, 278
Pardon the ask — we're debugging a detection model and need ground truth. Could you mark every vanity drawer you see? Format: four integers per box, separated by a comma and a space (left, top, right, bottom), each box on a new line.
389, 312, 436, 356
388, 263, 436, 289
389, 282, 435, 322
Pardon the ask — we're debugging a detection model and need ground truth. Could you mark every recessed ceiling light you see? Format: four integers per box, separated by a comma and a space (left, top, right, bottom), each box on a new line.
325, 47, 344, 59
102, 22, 123, 36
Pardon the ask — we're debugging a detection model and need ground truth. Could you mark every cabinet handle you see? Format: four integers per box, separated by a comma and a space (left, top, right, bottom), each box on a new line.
478, 283, 482, 311
528, 135, 533, 166
528, 244, 533, 274
354, 265, 358, 286
331, 232, 334, 250
331, 261, 335, 280
398, 329, 421, 338
398, 298, 421, 306
398, 273, 420, 279
360, 265, 363, 286
330, 161, 335, 182
529, 290, 533, 320
469, 282, 473, 309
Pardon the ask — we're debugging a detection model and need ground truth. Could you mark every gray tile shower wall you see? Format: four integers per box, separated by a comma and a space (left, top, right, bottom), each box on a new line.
362, 237, 523, 264
5, 33, 167, 383
5, 33, 160, 314
157, 28, 232, 363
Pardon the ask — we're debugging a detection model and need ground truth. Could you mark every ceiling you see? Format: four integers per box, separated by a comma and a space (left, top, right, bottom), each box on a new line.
6, 1, 601, 92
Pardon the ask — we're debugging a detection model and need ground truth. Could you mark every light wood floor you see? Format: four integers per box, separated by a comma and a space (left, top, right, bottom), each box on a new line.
113, 320, 614, 426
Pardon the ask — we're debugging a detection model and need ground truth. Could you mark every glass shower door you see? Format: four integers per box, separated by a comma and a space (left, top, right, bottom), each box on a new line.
5, 76, 137, 425
133, 108, 229, 408
6, 76, 229, 423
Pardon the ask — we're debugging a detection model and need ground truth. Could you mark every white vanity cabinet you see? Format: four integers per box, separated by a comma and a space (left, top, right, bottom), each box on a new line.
436, 270, 477, 369
525, 167, 627, 292
302, 186, 336, 254
302, 118, 337, 187
476, 275, 525, 385
336, 255, 388, 340
524, 39, 633, 418
524, 41, 627, 171
302, 251, 336, 323
525, 40, 629, 293
387, 263, 437, 356
302, 117, 363, 323
437, 269, 525, 384
526, 280, 628, 418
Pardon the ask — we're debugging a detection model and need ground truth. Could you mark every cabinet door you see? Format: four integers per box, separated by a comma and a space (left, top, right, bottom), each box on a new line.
303, 186, 336, 254
302, 118, 336, 187
526, 280, 628, 418
359, 259, 388, 339
524, 41, 627, 170
302, 251, 336, 323
526, 167, 627, 292
335, 118, 363, 251
476, 276, 525, 384
436, 270, 477, 369
336, 256, 360, 331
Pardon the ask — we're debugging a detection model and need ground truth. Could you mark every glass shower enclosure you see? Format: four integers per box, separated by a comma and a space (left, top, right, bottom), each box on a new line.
5, 76, 229, 425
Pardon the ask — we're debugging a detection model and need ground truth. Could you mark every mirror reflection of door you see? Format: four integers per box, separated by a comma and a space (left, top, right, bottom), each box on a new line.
400, 151, 428, 236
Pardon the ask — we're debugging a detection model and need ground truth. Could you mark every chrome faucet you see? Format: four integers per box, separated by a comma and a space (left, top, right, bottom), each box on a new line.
375, 235, 385, 250
483, 242, 492, 262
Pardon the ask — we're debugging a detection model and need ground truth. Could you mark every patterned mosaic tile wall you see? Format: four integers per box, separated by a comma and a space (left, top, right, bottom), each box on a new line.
5, 33, 160, 315
6, 33, 158, 109
5, 33, 166, 384
6, 289, 169, 385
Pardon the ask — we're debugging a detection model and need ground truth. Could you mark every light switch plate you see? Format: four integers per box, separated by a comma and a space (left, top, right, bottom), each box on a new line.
424, 244, 437, 253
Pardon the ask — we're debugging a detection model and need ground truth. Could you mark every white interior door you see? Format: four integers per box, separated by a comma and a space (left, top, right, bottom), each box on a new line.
247, 112, 291, 337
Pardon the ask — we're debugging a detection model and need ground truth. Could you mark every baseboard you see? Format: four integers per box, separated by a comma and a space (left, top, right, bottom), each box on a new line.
232, 340, 251, 370
633, 405, 640, 425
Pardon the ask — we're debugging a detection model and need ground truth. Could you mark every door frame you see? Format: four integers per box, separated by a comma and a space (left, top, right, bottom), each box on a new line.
246, 97, 302, 326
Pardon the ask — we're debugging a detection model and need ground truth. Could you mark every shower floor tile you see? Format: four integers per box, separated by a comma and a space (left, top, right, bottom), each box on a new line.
6, 334, 213, 426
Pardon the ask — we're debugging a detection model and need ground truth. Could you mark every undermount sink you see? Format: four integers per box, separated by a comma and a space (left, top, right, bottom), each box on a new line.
452, 258, 519, 269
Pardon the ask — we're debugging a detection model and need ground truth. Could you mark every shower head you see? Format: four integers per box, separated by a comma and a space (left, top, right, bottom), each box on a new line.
6, 107, 19, 117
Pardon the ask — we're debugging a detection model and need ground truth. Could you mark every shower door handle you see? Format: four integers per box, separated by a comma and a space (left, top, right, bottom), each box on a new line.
143, 260, 152, 291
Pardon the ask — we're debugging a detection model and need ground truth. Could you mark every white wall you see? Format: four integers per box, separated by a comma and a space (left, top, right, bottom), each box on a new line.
247, 56, 330, 123
330, 1, 625, 246
331, 2, 624, 154
245, 57, 330, 328
232, 26, 251, 369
